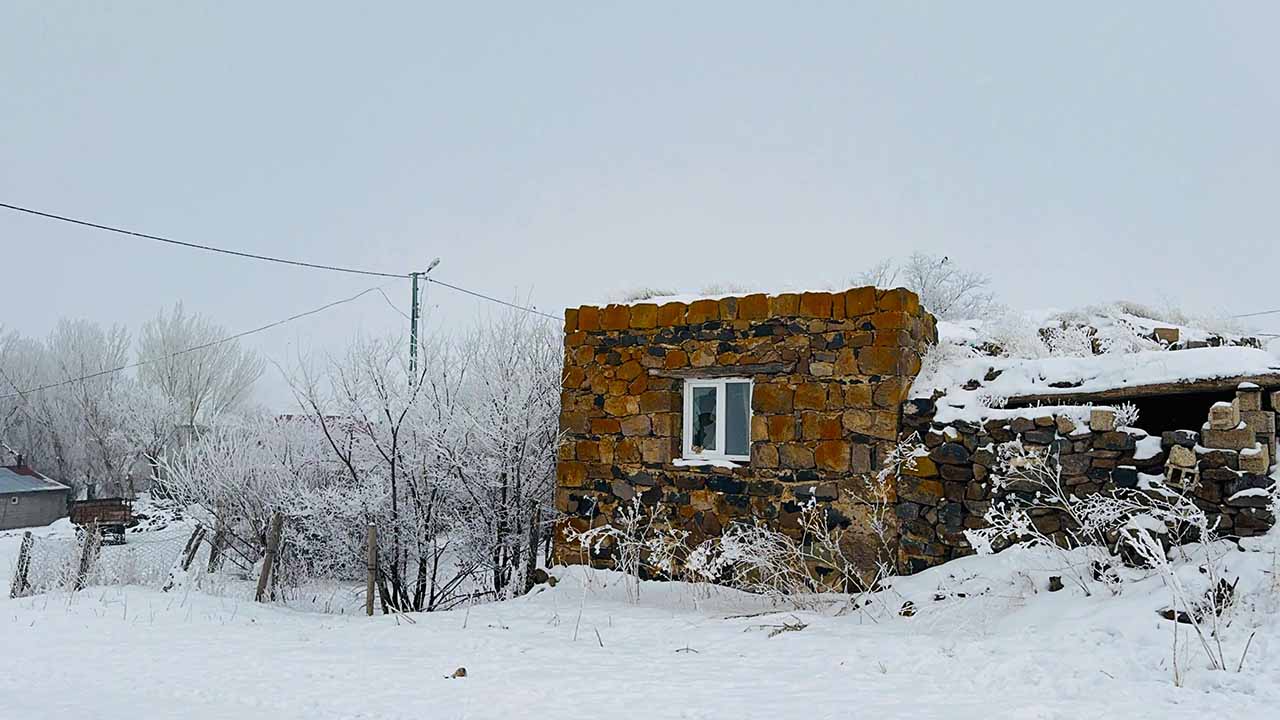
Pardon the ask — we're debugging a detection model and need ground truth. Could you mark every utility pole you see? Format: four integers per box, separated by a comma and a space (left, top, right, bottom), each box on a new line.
408, 258, 441, 377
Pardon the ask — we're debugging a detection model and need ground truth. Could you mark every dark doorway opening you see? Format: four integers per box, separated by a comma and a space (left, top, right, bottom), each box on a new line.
1122, 390, 1236, 436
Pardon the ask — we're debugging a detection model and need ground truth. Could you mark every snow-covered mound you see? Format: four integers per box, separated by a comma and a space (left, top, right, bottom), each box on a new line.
915, 303, 1279, 423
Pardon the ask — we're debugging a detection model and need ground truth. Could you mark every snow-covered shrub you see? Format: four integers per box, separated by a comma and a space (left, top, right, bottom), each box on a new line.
565, 498, 665, 603
1113, 402, 1141, 429
966, 440, 1197, 595
854, 254, 998, 320
1040, 323, 1095, 358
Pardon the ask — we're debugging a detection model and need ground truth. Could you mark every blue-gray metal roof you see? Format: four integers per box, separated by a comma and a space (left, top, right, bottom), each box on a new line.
0, 466, 69, 494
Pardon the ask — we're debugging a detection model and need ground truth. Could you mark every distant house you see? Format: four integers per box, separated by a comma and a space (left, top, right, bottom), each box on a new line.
0, 462, 70, 530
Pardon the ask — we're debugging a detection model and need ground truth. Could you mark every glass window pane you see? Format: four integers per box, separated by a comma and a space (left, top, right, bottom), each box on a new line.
690, 386, 718, 452
725, 382, 750, 456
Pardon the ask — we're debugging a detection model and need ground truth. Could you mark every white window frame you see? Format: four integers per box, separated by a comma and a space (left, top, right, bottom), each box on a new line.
682, 378, 752, 462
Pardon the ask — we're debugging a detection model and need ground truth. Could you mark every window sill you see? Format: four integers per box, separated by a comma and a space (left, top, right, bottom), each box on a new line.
673, 457, 745, 469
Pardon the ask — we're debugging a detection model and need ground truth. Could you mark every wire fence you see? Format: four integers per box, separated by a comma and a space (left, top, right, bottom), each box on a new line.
8, 522, 367, 614
13, 526, 193, 596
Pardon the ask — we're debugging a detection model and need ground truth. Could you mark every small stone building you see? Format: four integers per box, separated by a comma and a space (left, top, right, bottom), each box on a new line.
553, 286, 936, 580
0, 463, 70, 531
553, 287, 1279, 581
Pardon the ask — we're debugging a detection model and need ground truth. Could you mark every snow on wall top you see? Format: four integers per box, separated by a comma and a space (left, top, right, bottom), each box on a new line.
913, 303, 1279, 424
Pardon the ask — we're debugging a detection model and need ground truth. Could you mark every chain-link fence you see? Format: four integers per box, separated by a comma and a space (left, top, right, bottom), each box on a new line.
10, 525, 194, 598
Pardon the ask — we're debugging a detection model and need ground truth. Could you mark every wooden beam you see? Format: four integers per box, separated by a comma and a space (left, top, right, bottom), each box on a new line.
648, 362, 793, 379
1005, 373, 1280, 407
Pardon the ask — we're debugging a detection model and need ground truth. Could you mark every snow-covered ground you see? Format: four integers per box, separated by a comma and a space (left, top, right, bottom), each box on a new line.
3, 518, 1279, 719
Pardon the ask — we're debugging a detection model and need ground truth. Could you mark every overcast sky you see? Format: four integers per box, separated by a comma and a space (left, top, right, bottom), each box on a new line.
3, 2, 1278, 408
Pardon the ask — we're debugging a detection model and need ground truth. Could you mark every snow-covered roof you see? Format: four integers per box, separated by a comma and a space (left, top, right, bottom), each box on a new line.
913, 303, 1280, 424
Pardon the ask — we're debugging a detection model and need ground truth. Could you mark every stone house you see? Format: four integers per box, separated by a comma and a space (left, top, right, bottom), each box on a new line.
552, 286, 936, 581
552, 287, 1278, 580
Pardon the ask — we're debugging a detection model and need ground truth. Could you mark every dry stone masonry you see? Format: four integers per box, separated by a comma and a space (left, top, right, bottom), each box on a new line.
899, 383, 1276, 572
553, 287, 936, 579
553, 286, 1277, 581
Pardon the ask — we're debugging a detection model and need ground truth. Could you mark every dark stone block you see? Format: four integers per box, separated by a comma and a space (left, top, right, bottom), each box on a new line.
1010, 417, 1036, 434
706, 477, 746, 495
939, 502, 964, 530
1224, 475, 1273, 507
1059, 454, 1092, 475
746, 480, 782, 497
1112, 467, 1139, 489
1095, 432, 1136, 451
930, 442, 971, 465
939, 463, 974, 482
1022, 429, 1057, 445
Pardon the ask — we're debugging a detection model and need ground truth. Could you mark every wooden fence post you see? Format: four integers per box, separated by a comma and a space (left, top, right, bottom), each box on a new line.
180, 524, 206, 572
207, 514, 226, 573
74, 522, 101, 591
255, 513, 285, 602
366, 523, 377, 617
8, 531, 33, 598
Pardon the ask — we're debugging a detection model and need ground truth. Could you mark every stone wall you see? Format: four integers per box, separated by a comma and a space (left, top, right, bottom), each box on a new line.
553, 287, 937, 580
897, 385, 1277, 573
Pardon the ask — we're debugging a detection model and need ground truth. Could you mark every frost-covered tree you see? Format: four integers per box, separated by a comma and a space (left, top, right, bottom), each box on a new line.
138, 302, 263, 428
856, 253, 997, 320
160, 310, 562, 612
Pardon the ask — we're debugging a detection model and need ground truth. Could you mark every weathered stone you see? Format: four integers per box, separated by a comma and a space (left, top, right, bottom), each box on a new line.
1167, 444, 1196, 469
794, 383, 828, 410
1059, 454, 1092, 475
898, 477, 944, 504
1112, 466, 1138, 489
1022, 429, 1057, 445
620, 415, 651, 437
1054, 415, 1077, 435
638, 391, 680, 413
1095, 431, 1136, 451
1089, 408, 1116, 432
657, 302, 686, 326
1209, 401, 1241, 431
629, 303, 658, 329
850, 443, 873, 474
737, 294, 769, 320
1202, 424, 1255, 451
752, 444, 779, 468
1239, 444, 1270, 475
1241, 410, 1275, 435
1224, 474, 1272, 507
930, 442, 970, 465
857, 347, 900, 376
1153, 327, 1179, 345
1236, 383, 1262, 412
815, 441, 851, 472
1010, 417, 1036, 434
768, 293, 800, 317
779, 444, 816, 469
844, 286, 876, 316
685, 299, 720, 324
903, 455, 939, 478
1161, 429, 1198, 448
841, 409, 898, 440
754, 384, 794, 414
798, 292, 834, 318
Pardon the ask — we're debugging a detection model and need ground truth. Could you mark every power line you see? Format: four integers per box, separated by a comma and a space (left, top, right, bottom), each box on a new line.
0, 202, 407, 278
1233, 308, 1280, 319
0, 201, 559, 320
424, 277, 560, 321
0, 287, 383, 401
